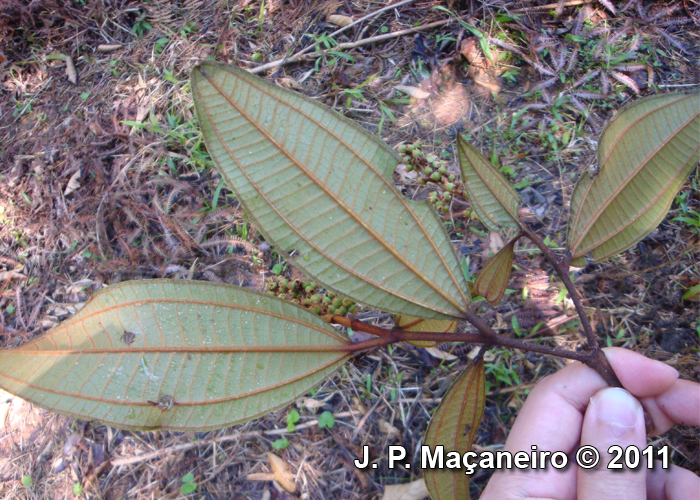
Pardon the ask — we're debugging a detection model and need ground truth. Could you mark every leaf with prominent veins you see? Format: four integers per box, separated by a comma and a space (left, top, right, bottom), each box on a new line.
568, 91, 700, 262
0, 281, 351, 431
192, 62, 470, 319
424, 358, 485, 500
457, 135, 521, 232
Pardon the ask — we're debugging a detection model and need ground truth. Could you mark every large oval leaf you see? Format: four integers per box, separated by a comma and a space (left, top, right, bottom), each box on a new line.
568, 91, 700, 262
424, 358, 485, 500
192, 63, 470, 319
457, 135, 521, 232
0, 280, 351, 431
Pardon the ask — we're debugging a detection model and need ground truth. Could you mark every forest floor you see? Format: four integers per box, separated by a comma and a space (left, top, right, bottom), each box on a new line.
0, 0, 699, 499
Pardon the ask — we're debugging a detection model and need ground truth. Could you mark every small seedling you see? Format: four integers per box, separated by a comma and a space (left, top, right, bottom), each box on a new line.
180, 473, 197, 495
272, 438, 290, 450
318, 411, 335, 429
286, 409, 300, 432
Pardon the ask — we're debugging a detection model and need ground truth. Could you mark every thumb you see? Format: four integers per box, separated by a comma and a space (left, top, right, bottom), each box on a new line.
578, 387, 647, 500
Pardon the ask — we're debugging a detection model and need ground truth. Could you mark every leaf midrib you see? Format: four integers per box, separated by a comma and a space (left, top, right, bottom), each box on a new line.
0, 352, 349, 407
570, 109, 699, 252
199, 64, 470, 314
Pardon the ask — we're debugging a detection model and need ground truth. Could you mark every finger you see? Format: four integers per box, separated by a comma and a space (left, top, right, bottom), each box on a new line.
647, 465, 700, 500
483, 349, 679, 499
602, 347, 679, 397
640, 379, 700, 436
503, 348, 678, 453
578, 388, 647, 500
654, 379, 700, 427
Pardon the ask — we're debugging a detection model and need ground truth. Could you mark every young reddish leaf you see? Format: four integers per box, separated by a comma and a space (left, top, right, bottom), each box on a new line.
424, 359, 486, 500
475, 239, 515, 304
568, 92, 700, 262
394, 315, 458, 348
457, 135, 521, 232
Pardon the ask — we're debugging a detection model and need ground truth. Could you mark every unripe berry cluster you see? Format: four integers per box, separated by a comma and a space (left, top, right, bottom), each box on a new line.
397, 142, 460, 214
264, 275, 357, 316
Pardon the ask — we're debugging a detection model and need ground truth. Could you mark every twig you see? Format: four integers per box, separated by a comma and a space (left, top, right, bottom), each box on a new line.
251, 0, 417, 74
521, 227, 621, 387
338, 319, 594, 363
250, 18, 450, 74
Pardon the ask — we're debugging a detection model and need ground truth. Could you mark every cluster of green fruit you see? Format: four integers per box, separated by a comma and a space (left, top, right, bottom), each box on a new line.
397, 142, 460, 214
264, 276, 357, 316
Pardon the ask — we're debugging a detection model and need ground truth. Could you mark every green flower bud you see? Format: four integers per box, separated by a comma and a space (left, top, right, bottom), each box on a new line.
348, 305, 357, 313
403, 155, 412, 164
407, 144, 414, 152
342, 298, 353, 307
438, 166, 447, 175
412, 149, 422, 158
418, 177, 427, 185
332, 297, 342, 307
405, 164, 414, 172
312, 307, 321, 315
301, 298, 312, 306
448, 174, 455, 182
424, 167, 433, 175
443, 193, 452, 202
445, 183, 455, 191
435, 201, 444, 209
337, 306, 348, 315
305, 286, 313, 294
323, 296, 332, 304
430, 171, 441, 182
397, 144, 407, 153
425, 154, 437, 163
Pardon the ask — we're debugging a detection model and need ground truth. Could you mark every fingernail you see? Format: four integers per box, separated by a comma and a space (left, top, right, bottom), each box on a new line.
591, 388, 642, 433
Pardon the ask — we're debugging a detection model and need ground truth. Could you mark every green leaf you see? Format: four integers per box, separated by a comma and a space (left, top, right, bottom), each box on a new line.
272, 438, 290, 450
21, 476, 32, 487
180, 481, 197, 494
475, 239, 515, 305
457, 135, 521, 232
682, 283, 700, 302
286, 409, 300, 426
182, 473, 195, 483
424, 358, 485, 500
568, 92, 700, 262
0, 280, 350, 431
192, 62, 470, 319
394, 314, 458, 348
73, 481, 83, 495
318, 410, 335, 429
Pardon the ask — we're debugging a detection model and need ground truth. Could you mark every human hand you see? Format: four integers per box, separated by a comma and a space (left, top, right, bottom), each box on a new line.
480, 347, 700, 499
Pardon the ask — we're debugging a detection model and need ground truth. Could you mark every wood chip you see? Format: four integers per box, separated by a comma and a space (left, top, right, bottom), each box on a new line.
64, 169, 81, 196
66, 55, 77, 85
96, 44, 122, 52
394, 85, 431, 99
381, 479, 429, 500
267, 453, 297, 493
327, 14, 353, 27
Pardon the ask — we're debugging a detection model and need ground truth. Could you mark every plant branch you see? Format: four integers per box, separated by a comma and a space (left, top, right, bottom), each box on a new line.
520, 226, 621, 387
333, 316, 594, 363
